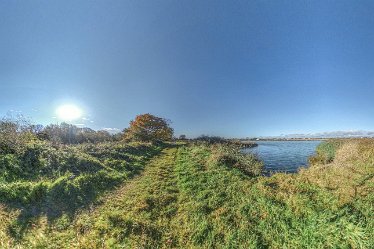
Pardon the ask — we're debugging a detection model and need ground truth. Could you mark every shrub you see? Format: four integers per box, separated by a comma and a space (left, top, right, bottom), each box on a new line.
60, 151, 105, 174
0, 180, 50, 204
43, 123, 114, 144
309, 140, 343, 164
194, 135, 227, 144
0, 154, 22, 181
209, 144, 263, 176
0, 119, 37, 154
48, 171, 125, 210
18, 142, 45, 177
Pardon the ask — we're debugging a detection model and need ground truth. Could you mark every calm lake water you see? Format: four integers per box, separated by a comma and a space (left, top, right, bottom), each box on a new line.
243, 141, 322, 173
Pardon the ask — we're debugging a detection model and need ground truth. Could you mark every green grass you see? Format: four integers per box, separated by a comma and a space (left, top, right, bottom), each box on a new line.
309, 139, 343, 164
0, 140, 164, 247
0, 139, 373, 248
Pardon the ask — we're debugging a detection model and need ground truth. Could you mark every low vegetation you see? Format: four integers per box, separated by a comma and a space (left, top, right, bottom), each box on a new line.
0, 115, 373, 248
0, 140, 164, 241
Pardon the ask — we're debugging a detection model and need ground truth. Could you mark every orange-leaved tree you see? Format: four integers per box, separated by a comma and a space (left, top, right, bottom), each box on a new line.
123, 114, 173, 142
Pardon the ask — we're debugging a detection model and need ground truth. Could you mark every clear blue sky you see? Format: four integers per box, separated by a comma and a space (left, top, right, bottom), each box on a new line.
1, 0, 374, 137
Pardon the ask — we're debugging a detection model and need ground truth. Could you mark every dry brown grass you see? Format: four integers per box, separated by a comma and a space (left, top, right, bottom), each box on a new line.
299, 139, 374, 204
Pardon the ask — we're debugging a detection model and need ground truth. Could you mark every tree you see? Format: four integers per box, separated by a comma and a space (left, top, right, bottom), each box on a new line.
0, 116, 36, 154
124, 114, 173, 142
43, 123, 114, 144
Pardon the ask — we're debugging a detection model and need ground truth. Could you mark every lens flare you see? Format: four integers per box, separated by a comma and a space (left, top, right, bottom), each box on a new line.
56, 104, 82, 121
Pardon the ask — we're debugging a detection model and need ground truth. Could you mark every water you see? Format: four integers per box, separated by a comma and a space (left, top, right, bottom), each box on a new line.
243, 141, 322, 173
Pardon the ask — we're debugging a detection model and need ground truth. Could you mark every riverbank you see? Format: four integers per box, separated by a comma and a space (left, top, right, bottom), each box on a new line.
0, 139, 373, 248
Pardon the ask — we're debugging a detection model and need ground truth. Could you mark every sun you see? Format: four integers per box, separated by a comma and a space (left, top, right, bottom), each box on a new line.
56, 104, 82, 121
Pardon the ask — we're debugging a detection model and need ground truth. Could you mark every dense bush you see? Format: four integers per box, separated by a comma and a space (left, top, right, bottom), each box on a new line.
0, 138, 163, 216
309, 140, 343, 164
209, 144, 263, 176
42, 123, 115, 144
47, 171, 125, 210
194, 135, 227, 144
0, 154, 21, 181
0, 118, 37, 154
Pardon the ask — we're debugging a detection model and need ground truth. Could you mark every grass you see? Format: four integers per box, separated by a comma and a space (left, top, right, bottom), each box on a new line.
0, 139, 373, 248
0, 140, 164, 247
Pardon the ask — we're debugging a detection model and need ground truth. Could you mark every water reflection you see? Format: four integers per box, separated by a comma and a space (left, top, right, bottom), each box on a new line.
243, 141, 321, 173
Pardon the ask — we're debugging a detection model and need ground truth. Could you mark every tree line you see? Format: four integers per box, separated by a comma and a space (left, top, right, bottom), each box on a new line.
0, 113, 174, 153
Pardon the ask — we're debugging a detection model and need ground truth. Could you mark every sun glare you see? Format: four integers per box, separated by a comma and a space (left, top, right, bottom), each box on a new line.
56, 104, 82, 121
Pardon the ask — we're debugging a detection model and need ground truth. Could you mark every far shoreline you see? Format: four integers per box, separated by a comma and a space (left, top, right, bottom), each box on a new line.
251, 138, 326, 141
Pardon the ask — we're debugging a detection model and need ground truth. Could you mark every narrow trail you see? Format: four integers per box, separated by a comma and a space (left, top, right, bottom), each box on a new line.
78, 147, 180, 247
97, 147, 178, 211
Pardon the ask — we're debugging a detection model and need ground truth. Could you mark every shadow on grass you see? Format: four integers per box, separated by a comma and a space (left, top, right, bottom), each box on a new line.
2, 143, 178, 241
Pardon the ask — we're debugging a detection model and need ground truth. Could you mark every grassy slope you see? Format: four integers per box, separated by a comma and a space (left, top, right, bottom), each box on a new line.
0, 141, 164, 248
0, 140, 373, 248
